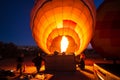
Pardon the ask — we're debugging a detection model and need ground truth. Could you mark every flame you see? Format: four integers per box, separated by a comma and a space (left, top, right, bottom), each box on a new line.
60, 36, 69, 53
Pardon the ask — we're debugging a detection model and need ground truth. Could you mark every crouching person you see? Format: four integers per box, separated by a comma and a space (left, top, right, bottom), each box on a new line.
79, 53, 85, 70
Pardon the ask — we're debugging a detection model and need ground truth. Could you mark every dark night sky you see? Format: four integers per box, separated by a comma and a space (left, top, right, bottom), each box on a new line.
0, 0, 104, 46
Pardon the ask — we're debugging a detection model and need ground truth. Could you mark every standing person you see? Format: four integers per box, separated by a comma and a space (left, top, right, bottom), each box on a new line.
79, 53, 85, 70
16, 52, 24, 75
32, 53, 43, 73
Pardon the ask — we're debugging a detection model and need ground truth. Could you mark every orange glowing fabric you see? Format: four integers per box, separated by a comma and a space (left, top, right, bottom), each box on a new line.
30, 0, 96, 55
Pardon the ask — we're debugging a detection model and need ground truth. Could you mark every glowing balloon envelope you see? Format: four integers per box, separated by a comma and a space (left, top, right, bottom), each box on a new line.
30, 0, 96, 55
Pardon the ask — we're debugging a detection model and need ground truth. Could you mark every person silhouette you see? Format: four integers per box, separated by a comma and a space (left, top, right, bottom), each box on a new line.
32, 53, 43, 73
16, 52, 24, 75
79, 53, 85, 70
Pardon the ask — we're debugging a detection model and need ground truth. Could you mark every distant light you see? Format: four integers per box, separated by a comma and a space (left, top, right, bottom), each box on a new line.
10, 70, 14, 72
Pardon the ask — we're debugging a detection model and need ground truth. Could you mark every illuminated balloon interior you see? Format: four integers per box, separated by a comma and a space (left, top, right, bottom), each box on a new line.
60, 36, 69, 53
30, 0, 96, 56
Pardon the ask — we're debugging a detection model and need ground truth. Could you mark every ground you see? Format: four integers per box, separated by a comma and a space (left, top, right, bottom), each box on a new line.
0, 55, 118, 80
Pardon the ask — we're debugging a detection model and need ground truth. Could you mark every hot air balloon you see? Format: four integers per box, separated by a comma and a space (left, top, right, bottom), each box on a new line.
30, 0, 96, 56
91, 0, 120, 59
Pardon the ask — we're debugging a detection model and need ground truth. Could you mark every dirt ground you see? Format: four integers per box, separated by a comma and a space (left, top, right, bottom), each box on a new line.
1, 55, 118, 80
0, 56, 97, 80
